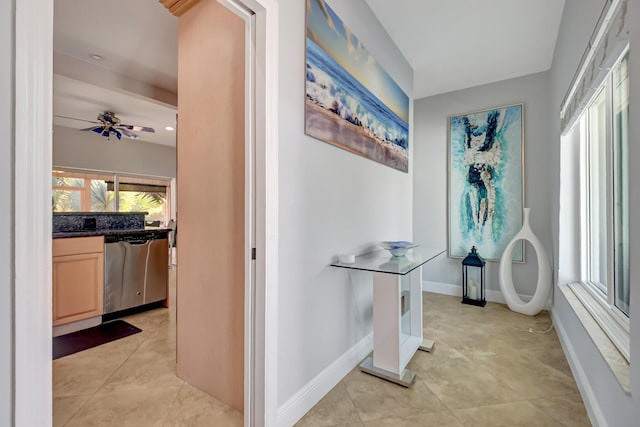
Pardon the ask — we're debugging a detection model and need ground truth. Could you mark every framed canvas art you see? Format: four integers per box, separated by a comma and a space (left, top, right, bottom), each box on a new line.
448, 104, 524, 261
305, 0, 410, 172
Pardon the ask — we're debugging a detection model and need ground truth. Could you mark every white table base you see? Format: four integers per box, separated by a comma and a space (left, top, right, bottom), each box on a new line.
359, 267, 435, 387
359, 356, 416, 387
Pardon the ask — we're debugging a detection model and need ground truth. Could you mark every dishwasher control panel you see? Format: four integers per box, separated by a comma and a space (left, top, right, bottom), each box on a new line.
104, 231, 168, 243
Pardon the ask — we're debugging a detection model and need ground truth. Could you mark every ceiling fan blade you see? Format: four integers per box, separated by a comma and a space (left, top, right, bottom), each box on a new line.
79, 126, 100, 131
119, 128, 139, 139
91, 127, 122, 140
55, 115, 99, 125
121, 124, 155, 133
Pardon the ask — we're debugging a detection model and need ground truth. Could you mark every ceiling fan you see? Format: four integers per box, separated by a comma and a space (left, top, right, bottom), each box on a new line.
55, 111, 155, 140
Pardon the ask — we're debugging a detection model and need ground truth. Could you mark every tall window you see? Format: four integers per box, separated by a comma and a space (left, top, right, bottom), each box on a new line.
52, 169, 171, 225
612, 53, 629, 315
579, 51, 629, 318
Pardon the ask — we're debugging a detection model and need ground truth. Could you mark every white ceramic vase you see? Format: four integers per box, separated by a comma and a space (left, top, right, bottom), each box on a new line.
498, 208, 551, 316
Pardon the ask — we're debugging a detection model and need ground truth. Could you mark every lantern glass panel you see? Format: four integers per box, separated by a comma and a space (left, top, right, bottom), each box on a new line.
466, 266, 482, 300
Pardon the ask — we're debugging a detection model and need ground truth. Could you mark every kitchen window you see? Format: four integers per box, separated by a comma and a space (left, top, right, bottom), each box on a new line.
571, 50, 629, 360
52, 169, 171, 224
52, 171, 115, 212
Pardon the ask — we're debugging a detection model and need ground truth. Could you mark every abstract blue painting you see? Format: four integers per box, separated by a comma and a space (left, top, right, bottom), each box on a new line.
305, 0, 410, 172
448, 104, 524, 261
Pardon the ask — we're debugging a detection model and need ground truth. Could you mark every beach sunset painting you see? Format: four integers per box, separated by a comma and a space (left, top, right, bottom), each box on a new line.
305, 0, 410, 172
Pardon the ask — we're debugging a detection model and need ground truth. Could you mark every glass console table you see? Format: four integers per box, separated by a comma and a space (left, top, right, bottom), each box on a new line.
331, 246, 445, 387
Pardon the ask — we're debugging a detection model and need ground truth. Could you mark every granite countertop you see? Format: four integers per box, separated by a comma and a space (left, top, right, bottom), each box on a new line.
53, 227, 172, 239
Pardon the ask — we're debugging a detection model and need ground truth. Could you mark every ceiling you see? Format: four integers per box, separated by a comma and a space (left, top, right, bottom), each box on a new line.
365, 0, 565, 99
52, 0, 566, 146
53, 0, 178, 146
53, 74, 177, 147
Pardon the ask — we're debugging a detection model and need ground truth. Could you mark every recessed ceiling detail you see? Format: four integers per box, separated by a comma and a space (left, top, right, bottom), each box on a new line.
54, 0, 178, 94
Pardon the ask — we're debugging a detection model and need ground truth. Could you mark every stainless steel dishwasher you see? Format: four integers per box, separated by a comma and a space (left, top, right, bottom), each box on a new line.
104, 231, 168, 314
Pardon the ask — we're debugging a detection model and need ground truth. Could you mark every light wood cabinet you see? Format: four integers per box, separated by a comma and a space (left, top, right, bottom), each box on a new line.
52, 236, 104, 326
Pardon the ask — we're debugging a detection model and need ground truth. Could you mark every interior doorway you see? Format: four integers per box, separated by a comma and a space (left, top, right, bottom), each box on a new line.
13, 0, 278, 425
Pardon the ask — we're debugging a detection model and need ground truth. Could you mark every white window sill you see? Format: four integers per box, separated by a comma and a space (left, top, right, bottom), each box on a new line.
559, 283, 630, 392
568, 282, 630, 361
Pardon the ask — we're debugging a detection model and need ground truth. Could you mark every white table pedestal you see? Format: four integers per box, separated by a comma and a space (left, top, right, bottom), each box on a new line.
331, 247, 444, 387
359, 267, 434, 387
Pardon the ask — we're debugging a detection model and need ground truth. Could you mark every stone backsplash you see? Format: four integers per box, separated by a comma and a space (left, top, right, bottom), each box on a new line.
53, 212, 147, 233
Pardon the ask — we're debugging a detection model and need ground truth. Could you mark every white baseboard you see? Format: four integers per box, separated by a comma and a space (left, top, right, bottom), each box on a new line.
422, 280, 533, 304
276, 333, 373, 427
551, 309, 606, 427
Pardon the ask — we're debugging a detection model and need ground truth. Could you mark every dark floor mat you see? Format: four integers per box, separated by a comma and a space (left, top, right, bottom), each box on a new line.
53, 320, 142, 360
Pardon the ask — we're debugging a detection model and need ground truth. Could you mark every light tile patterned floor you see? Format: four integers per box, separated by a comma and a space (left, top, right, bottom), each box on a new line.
296, 293, 591, 427
53, 268, 243, 427
54, 276, 590, 427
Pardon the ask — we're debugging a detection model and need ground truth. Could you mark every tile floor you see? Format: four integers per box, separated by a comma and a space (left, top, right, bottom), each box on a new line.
296, 292, 591, 427
53, 268, 243, 427
54, 273, 590, 427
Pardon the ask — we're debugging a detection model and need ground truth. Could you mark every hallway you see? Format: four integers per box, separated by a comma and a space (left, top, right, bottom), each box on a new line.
297, 293, 589, 426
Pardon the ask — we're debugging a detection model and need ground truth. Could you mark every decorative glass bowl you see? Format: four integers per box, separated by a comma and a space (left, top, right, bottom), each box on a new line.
380, 241, 418, 257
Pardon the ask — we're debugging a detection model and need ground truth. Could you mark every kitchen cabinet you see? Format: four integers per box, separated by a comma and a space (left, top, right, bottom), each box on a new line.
52, 236, 104, 326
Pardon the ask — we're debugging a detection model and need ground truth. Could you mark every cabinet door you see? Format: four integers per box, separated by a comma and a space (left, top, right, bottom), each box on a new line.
53, 253, 104, 326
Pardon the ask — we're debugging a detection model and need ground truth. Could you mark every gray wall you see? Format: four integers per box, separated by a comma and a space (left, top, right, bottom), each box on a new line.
413, 72, 552, 296
0, 0, 14, 425
53, 125, 176, 178
547, 0, 638, 424
277, 0, 414, 407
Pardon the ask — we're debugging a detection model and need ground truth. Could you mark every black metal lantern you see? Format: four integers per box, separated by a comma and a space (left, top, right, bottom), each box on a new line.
462, 246, 486, 307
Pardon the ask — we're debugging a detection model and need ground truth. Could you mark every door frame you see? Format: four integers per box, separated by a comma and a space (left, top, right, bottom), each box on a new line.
12, 0, 279, 425
217, 0, 279, 424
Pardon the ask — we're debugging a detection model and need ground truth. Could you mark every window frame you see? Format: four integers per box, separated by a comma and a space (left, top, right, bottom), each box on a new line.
575, 47, 630, 362
52, 167, 172, 224
52, 170, 116, 212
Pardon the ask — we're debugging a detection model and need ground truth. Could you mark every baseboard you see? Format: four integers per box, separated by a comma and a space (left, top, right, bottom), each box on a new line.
422, 280, 534, 304
551, 309, 607, 427
276, 333, 373, 427
52, 316, 101, 337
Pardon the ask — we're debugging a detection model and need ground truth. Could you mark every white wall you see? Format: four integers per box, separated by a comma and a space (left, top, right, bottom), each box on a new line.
413, 72, 552, 297
1, 0, 14, 424
549, 0, 636, 424
53, 125, 176, 178
277, 0, 413, 411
